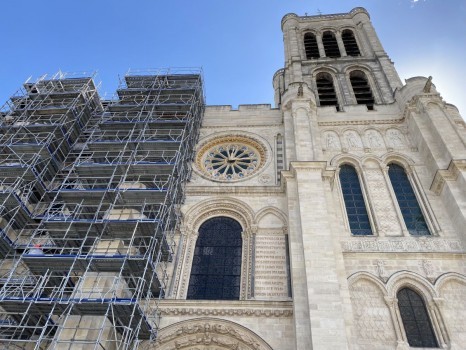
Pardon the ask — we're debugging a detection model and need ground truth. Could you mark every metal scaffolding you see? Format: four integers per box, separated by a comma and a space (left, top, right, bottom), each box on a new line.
0, 68, 204, 349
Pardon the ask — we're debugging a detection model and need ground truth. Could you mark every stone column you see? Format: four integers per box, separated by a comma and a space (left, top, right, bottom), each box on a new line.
336, 32, 347, 57
316, 34, 326, 58
384, 297, 410, 350
283, 162, 352, 349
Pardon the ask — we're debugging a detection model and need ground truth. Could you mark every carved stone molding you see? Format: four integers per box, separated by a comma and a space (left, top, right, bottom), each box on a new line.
318, 118, 404, 127
176, 198, 256, 299
159, 307, 293, 318
341, 238, 463, 253
157, 300, 293, 319
149, 317, 275, 350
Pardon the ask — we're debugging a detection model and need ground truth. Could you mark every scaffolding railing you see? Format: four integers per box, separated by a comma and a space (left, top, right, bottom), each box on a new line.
0, 69, 204, 349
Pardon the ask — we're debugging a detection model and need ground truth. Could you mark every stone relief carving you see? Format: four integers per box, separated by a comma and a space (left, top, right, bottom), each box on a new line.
376, 260, 388, 282
152, 318, 274, 350
258, 174, 272, 184
365, 130, 384, 149
324, 131, 341, 151
386, 129, 405, 148
344, 130, 363, 149
420, 260, 435, 282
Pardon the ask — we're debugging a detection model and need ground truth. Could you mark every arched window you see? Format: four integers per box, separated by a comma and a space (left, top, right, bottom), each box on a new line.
322, 31, 341, 58
316, 72, 339, 111
397, 288, 438, 348
388, 164, 430, 235
342, 29, 360, 56
339, 165, 372, 235
187, 217, 242, 300
304, 32, 320, 59
350, 70, 374, 110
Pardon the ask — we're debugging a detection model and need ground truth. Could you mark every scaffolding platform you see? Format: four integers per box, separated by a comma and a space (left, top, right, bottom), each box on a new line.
0, 69, 204, 348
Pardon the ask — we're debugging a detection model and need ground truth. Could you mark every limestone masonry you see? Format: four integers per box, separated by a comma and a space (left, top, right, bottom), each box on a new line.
0, 7, 464, 350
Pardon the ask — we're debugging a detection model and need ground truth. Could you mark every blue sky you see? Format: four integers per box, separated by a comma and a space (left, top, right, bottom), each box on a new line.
1, 0, 465, 116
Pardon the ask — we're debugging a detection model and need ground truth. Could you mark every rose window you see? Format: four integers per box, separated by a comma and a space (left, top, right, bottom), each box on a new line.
196, 137, 266, 182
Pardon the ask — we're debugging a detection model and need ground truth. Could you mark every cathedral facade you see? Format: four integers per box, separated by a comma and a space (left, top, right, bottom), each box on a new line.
0, 7, 464, 350
157, 7, 466, 350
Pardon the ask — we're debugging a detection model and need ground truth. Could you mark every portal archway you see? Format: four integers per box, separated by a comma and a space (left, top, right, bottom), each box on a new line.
151, 318, 274, 350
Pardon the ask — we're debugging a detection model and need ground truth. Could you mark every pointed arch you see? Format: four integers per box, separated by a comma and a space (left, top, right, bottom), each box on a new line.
397, 287, 439, 347
434, 272, 466, 292
348, 271, 388, 294
347, 272, 397, 346
435, 273, 466, 346
254, 207, 288, 229
386, 271, 437, 299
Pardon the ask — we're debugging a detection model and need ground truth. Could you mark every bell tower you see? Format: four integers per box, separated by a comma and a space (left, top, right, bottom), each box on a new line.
274, 7, 403, 119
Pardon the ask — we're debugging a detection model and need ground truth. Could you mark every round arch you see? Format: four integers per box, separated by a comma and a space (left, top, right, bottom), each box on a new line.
184, 197, 255, 233
175, 197, 255, 300
149, 318, 274, 350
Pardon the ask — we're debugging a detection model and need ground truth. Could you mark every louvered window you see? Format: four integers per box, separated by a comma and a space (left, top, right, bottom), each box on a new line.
342, 29, 360, 56
322, 31, 341, 58
304, 33, 320, 59
350, 71, 374, 110
316, 73, 339, 111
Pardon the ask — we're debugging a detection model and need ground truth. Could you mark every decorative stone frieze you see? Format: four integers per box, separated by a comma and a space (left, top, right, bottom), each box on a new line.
341, 238, 463, 253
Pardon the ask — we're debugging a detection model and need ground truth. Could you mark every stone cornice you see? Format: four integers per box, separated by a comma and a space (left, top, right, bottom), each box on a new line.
157, 300, 293, 318
430, 159, 466, 195
201, 123, 284, 129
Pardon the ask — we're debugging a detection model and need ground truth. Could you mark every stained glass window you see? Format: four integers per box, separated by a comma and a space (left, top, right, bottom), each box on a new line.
388, 164, 430, 235
339, 165, 372, 235
187, 217, 242, 300
398, 288, 438, 348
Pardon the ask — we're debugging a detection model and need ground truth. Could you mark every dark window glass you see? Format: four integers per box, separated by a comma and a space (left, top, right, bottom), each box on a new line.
304, 33, 320, 59
398, 288, 438, 348
322, 31, 341, 58
388, 164, 430, 235
187, 217, 242, 300
339, 165, 372, 235
350, 71, 374, 110
316, 73, 339, 111
342, 29, 361, 56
